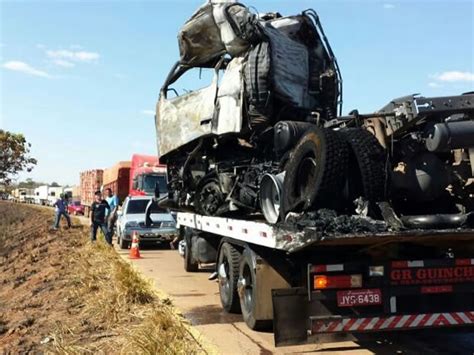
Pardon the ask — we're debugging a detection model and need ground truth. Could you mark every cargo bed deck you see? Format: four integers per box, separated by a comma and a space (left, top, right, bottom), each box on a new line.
176, 212, 474, 252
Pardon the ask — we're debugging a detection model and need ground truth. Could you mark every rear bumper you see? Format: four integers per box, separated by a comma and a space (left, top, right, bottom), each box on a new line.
310, 311, 474, 334
69, 210, 84, 215
272, 287, 474, 346
123, 228, 177, 242
272, 256, 474, 346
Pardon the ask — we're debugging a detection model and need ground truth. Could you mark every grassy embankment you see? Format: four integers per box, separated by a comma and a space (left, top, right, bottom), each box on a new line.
0, 202, 207, 354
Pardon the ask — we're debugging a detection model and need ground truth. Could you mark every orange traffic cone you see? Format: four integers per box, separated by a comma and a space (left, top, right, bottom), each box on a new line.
129, 231, 141, 259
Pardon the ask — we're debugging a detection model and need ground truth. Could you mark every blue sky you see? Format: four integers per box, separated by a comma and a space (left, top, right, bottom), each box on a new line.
1, 0, 473, 185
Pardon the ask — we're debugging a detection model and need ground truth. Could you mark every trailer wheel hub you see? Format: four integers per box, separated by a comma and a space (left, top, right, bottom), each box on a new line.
218, 262, 227, 280
218, 258, 231, 300
241, 263, 254, 311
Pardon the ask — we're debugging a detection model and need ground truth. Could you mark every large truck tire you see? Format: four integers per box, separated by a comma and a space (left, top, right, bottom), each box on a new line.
217, 242, 241, 313
281, 127, 348, 217
341, 128, 387, 204
184, 231, 199, 272
194, 173, 225, 216
238, 248, 272, 330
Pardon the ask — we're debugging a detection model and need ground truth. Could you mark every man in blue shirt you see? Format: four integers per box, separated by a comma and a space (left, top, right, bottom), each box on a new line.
53, 193, 71, 230
105, 188, 119, 241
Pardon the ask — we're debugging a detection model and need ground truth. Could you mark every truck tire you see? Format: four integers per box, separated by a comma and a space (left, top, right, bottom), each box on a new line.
194, 173, 225, 216
184, 232, 199, 272
341, 128, 387, 204
218, 242, 241, 313
281, 127, 348, 217
238, 248, 272, 330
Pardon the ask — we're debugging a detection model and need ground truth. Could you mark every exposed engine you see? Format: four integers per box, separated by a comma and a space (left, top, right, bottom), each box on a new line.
155, 0, 474, 230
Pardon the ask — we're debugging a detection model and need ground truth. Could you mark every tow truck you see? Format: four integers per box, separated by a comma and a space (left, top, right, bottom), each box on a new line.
147, 0, 474, 346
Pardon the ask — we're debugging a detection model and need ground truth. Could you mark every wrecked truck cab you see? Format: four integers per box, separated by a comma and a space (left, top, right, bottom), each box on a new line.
156, 56, 245, 160
155, 2, 344, 218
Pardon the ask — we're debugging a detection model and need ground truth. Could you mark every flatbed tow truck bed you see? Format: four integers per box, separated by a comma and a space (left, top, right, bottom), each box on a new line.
177, 212, 474, 250
176, 212, 474, 346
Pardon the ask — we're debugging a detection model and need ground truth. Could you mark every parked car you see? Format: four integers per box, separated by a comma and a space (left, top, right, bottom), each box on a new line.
116, 195, 177, 249
68, 200, 85, 215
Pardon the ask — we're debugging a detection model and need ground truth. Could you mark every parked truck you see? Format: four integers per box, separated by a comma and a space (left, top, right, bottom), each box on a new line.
34, 185, 49, 205
102, 161, 131, 203
79, 169, 103, 216
47, 186, 63, 206
129, 154, 167, 197
151, 1, 474, 346
11, 188, 31, 203
71, 185, 81, 200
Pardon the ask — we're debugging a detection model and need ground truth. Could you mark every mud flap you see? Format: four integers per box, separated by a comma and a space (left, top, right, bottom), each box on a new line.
272, 287, 356, 347
272, 288, 308, 346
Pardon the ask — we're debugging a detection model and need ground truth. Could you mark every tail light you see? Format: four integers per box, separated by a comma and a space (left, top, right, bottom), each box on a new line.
314, 274, 362, 289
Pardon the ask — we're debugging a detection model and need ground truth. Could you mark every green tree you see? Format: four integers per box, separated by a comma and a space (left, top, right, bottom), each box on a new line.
18, 178, 43, 189
50, 182, 60, 187
0, 130, 37, 185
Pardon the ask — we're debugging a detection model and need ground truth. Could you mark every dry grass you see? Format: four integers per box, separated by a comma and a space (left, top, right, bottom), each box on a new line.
0, 202, 205, 354
122, 307, 201, 355
50, 234, 205, 354
0, 202, 30, 252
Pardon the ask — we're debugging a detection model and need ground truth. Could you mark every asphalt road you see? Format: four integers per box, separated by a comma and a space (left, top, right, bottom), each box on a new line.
113, 241, 474, 355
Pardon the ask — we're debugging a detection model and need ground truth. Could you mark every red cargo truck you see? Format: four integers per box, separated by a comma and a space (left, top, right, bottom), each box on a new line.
129, 154, 167, 196
102, 161, 131, 203
79, 169, 103, 216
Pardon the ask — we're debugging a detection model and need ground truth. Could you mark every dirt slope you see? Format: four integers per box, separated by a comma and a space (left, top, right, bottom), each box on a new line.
0, 202, 205, 354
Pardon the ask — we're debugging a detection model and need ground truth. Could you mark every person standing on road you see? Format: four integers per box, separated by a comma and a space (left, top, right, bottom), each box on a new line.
90, 191, 111, 244
105, 188, 119, 241
53, 193, 71, 230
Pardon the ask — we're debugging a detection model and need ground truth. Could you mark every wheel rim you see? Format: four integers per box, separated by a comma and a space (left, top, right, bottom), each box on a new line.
241, 263, 253, 312
218, 256, 231, 304
197, 180, 223, 215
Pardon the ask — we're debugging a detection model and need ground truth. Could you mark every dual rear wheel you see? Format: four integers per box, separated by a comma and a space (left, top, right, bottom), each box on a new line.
217, 243, 271, 330
281, 127, 387, 218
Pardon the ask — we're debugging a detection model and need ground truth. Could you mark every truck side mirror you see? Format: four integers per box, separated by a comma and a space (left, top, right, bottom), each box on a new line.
145, 199, 154, 227
132, 178, 138, 190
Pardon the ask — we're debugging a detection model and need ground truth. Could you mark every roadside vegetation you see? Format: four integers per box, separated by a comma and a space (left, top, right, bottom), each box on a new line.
0, 202, 206, 354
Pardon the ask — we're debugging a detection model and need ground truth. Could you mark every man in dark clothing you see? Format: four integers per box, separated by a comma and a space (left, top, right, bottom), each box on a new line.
53, 193, 71, 230
90, 191, 111, 244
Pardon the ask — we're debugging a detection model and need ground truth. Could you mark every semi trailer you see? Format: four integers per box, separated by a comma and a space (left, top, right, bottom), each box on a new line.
79, 169, 103, 216
33, 185, 49, 205
150, 0, 474, 346
102, 161, 131, 203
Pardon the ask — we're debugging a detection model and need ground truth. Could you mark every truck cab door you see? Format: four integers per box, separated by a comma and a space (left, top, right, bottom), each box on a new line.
156, 62, 221, 158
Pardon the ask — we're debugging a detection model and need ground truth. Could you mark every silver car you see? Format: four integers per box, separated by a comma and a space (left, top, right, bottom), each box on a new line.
116, 195, 177, 249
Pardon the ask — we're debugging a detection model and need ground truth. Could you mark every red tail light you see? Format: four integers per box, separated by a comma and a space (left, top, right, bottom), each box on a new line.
314, 274, 362, 289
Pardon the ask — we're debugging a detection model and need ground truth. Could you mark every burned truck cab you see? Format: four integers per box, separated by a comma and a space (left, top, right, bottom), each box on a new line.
156, 1, 342, 218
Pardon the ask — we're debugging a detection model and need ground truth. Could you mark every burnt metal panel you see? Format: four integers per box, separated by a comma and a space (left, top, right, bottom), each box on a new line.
156, 78, 217, 158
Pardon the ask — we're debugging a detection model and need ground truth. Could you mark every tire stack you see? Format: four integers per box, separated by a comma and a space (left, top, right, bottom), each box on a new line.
280, 127, 387, 219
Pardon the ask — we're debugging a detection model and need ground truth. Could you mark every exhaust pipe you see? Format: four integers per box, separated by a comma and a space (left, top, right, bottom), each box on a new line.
260, 172, 285, 224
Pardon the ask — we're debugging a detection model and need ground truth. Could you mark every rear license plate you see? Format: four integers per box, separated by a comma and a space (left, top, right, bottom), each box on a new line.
337, 289, 382, 307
